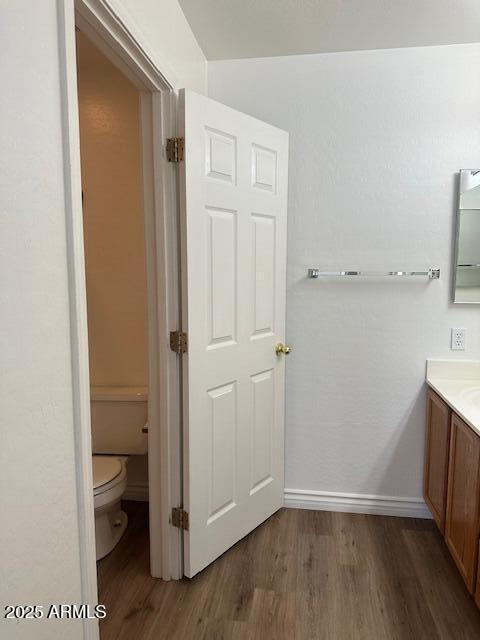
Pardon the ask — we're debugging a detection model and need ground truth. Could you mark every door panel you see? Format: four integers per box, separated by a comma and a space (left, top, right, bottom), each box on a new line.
252, 213, 275, 336
206, 206, 237, 346
250, 368, 274, 494
179, 90, 289, 577
207, 381, 237, 523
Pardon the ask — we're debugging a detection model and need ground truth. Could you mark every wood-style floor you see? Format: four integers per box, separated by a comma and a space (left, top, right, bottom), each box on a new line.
98, 501, 480, 639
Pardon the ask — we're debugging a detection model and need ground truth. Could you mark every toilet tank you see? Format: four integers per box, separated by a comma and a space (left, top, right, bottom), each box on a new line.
90, 386, 148, 455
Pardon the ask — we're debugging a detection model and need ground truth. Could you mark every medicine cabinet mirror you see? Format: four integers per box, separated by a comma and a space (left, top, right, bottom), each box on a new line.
453, 170, 480, 303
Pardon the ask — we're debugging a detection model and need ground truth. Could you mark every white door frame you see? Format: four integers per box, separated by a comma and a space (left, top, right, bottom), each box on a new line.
57, 0, 183, 634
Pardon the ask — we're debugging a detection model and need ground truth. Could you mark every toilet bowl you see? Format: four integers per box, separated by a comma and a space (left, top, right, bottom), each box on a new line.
93, 455, 128, 561
90, 385, 148, 561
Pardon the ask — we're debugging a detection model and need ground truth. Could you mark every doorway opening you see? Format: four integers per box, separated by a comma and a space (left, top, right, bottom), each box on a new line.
76, 28, 150, 560
65, 3, 287, 619
68, 1, 183, 604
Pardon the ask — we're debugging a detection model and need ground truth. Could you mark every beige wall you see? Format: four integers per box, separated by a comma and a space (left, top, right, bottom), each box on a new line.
77, 32, 148, 388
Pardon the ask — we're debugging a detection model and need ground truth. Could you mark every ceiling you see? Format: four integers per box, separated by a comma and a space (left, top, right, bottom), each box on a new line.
178, 0, 480, 60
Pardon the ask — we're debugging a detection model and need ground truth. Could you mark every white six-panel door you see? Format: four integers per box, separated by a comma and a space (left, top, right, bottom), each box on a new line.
179, 90, 289, 577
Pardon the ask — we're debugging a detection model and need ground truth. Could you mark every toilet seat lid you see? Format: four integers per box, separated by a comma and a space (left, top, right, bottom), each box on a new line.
92, 456, 122, 489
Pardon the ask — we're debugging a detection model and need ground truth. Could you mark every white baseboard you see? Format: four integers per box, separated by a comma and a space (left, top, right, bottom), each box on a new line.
284, 488, 432, 519
123, 485, 431, 516
123, 482, 149, 502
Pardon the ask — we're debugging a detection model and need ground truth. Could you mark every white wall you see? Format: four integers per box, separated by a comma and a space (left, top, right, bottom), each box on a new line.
108, 0, 207, 93
0, 2, 205, 638
209, 44, 480, 507
0, 2, 84, 638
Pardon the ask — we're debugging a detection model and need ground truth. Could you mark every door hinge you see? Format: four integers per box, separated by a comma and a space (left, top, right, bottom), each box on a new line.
171, 507, 189, 530
166, 137, 184, 162
170, 330, 188, 354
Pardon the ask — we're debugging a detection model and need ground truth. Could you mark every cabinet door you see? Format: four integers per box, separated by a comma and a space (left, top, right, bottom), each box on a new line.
445, 413, 480, 593
475, 543, 480, 609
424, 389, 451, 533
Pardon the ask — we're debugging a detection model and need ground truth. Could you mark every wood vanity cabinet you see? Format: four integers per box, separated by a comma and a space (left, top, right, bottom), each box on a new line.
424, 389, 451, 533
445, 413, 480, 593
424, 389, 480, 598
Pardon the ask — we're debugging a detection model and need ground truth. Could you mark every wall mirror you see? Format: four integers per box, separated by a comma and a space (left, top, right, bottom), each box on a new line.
453, 170, 480, 303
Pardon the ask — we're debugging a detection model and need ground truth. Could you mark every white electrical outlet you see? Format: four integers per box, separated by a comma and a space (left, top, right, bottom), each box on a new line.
451, 328, 466, 351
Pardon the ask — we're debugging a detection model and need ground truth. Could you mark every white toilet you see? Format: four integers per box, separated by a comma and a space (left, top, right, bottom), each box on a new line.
90, 386, 148, 560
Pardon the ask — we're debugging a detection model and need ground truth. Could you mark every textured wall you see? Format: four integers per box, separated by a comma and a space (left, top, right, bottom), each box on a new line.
209, 43, 480, 501
0, 1, 206, 637
108, 0, 207, 93
0, 3, 84, 639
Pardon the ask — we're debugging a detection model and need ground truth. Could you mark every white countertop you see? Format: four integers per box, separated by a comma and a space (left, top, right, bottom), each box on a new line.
426, 360, 480, 437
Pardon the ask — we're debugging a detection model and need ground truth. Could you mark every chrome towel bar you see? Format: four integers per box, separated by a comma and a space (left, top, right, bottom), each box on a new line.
307, 268, 440, 279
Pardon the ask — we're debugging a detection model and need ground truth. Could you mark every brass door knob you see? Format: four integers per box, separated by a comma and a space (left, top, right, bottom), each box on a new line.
275, 343, 292, 356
